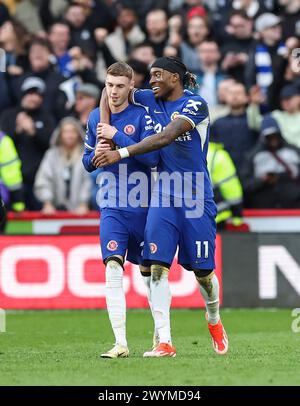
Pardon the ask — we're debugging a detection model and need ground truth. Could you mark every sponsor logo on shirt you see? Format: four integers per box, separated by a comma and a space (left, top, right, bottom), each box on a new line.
186, 100, 202, 111
182, 107, 197, 116
175, 134, 192, 142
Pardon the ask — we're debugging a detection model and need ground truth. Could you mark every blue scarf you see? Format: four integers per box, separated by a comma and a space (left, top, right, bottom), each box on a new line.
255, 42, 286, 95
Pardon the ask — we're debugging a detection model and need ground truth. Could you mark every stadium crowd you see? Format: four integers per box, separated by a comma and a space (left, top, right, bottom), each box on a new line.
0, 0, 300, 223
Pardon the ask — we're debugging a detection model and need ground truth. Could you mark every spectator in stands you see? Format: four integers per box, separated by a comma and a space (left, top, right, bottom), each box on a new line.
48, 21, 72, 78
175, 11, 210, 73
211, 81, 258, 174
212, 0, 267, 43
221, 11, 254, 83
0, 19, 30, 76
0, 2, 9, 26
145, 9, 169, 57
12, 0, 44, 34
0, 76, 55, 210
64, 1, 97, 55
0, 73, 11, 112
168, 0, 209, 16
39, 0, 115, 33
207, 140, 243, 230
34, 117, 92, 215
230, 0, 267, 19
113, 0, 169, 29
209, 77, 235, 123
280, 0, 300, 39
241, 114, 300, 208
0, 129, 25, 213
282, 37, 300, 89
10, 37, 67, 120
130, 42, 156, 67
165, 13, 183, 56
105, 7, 145, 62
72, 83, 100, 129
194, 40, 226, 107
260, 36, 299, 108
75, 0, 115, 33
244, 13, 287, 108
93, 27, 118, 83
248, 84, 300, 148
66, 46, 104, 90
1, 0, 300, 215
127, 59, 150, 88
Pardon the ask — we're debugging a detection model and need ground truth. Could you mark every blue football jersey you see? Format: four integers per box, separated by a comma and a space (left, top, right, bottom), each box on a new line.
82, 104, 159, 212
132, 89, 213, 200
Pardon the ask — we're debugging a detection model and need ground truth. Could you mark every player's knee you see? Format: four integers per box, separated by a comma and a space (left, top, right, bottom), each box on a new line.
151, 262, 170, 283
104, 255, 124, 268
105, 256, 124, 288
139, 265, 151, 277
194, 269, 214, 283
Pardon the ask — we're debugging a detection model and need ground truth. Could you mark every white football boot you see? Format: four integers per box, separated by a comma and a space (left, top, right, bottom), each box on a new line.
100, 344, 129, 359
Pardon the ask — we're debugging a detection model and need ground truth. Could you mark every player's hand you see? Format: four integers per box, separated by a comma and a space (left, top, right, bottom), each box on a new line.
94, 138, 113, 155
97, 123, 117, 140
93, 150, 121, 168
94, 27, 108, 44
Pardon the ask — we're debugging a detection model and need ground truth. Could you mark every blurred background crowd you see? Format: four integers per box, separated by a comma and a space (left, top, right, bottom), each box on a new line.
0, 0, 300, 228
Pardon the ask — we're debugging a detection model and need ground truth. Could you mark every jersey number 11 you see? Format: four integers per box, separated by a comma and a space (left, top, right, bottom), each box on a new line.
196, 241, 209, 259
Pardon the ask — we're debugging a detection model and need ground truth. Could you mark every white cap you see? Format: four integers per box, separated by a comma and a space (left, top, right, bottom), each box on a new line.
255, 13, 281, 32
21, 76, 46, 95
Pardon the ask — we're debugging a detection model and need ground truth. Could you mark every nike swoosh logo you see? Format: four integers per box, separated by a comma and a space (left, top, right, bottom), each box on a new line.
154, 110, 164, 114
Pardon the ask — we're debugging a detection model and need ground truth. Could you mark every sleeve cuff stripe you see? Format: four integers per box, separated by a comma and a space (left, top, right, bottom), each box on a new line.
176, 115, 196, 129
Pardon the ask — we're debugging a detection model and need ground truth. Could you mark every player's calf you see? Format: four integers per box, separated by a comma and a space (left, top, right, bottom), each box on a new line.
140, 266, 159, 349
194, 269, 229, 355
105, 256, 128, 348
142, 263, 173, 353
194, 269, 220, 325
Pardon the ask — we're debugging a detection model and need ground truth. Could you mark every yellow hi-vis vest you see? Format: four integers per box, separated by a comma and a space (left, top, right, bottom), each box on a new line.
207, 142, 243, 224
0, 131, 24, 211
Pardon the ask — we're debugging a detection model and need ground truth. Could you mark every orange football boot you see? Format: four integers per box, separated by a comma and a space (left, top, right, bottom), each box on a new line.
143, 342, 176, 358
206, 313, 229, 355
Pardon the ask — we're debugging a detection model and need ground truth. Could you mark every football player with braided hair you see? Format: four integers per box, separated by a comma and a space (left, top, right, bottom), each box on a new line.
94, 56, 229, 357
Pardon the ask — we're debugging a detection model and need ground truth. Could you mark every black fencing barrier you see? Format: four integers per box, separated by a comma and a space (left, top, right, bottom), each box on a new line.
221, 233, 300, 307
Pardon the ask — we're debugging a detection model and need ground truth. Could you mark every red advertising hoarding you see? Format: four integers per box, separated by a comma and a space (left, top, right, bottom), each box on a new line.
0, 235, 222, 309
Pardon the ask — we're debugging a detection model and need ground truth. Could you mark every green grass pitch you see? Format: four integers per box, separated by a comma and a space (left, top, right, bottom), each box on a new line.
0, 309, 299, 386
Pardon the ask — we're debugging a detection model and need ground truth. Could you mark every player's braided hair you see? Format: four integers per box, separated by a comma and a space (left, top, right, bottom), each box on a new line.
183, 71, 198, 90
164, 57, 198, 89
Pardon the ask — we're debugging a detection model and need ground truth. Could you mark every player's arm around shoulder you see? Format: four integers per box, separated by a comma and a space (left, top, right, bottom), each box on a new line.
129, 94, 210, 151
145, 116, 194, 148
82, 109, 98, 172
137, 112, 160, 167
129, 88, 155, 108
95, 116, 193, 168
